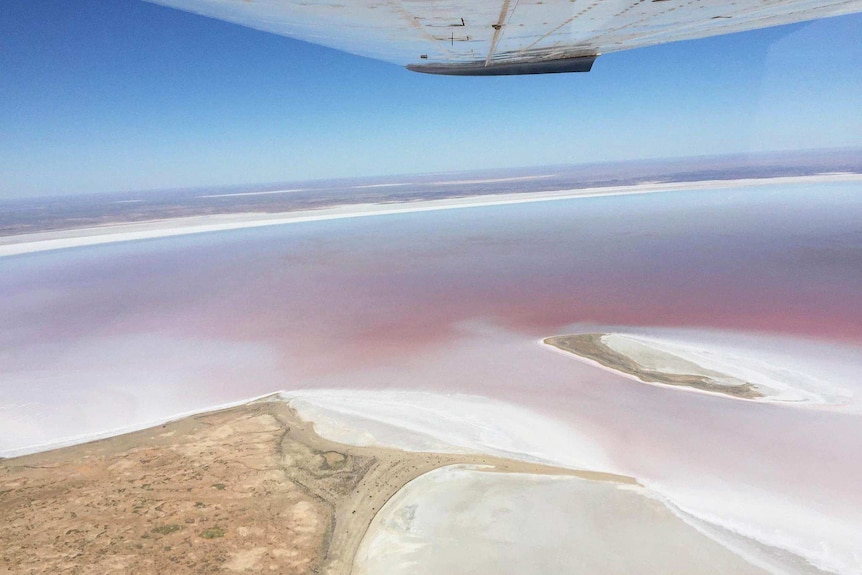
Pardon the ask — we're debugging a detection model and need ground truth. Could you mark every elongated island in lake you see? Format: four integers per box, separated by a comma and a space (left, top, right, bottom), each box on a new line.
544, 333, 763, 399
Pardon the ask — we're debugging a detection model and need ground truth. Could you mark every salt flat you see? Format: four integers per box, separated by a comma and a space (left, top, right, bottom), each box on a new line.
355, 465, 796, 575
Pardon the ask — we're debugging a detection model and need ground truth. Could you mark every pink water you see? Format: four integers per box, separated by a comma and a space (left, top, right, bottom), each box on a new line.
2, 182, 861, 570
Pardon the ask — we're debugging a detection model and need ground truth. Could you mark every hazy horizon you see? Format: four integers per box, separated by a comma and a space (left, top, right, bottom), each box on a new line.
1, 146, 859, 202
2, 1, 860, 198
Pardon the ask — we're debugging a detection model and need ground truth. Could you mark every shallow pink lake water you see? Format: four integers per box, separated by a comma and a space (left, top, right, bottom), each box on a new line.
2, 181, 861, 571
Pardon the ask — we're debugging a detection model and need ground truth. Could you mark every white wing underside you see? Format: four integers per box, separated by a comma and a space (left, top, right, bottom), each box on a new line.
146, 0, 862, 74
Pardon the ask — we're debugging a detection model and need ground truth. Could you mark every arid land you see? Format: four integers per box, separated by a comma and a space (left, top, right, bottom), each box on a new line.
0, 396, 630, 575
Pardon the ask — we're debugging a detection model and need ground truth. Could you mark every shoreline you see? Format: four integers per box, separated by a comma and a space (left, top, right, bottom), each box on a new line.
2, 389, 851, 574
3, 173, 859, 258
1, 389, 612, 476
0, 392, 814, 575
0, 394, 633, 575
0, 391, 282, 459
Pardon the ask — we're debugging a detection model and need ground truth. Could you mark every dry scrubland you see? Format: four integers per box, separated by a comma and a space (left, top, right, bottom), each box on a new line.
0, 398, 600, 574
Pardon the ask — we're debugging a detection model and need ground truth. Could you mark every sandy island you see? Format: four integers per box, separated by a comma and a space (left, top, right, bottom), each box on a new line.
545, 333, 763, 399
543, 331, 854, 407
2, 173, 860, 258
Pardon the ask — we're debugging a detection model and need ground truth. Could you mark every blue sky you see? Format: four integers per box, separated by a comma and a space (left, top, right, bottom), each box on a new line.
1, 1, 860, 198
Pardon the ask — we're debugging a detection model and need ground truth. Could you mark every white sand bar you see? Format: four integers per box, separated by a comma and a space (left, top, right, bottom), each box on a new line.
546, 329, 857, 408
3, 173, 860, 258
284, 390, 611, 471
354, 465, 798, 575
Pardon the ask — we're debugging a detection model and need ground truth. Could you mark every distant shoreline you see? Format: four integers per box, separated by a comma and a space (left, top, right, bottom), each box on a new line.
2, 173, 860, 258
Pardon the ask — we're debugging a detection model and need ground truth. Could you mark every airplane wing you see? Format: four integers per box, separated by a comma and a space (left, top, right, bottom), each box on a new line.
145, 0, 862, 75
